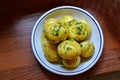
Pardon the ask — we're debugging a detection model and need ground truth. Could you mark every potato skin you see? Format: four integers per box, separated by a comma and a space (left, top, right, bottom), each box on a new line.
41, 33, 61, 63
63, 56, 81, 68
44, 18, 68, 44
68, 19, 91, 42
57, 40, 81, 60
80, 40, 95, 57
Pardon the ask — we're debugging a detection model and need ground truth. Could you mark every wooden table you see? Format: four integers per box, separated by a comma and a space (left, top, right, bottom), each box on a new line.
0, 0, 120, 79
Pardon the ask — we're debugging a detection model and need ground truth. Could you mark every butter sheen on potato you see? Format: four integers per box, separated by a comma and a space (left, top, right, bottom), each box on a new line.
44, 18, 68, 44
80, 40, 95, 57
68, 19, 91, 42
41, 33, 61, 63
57, 40, 81, 60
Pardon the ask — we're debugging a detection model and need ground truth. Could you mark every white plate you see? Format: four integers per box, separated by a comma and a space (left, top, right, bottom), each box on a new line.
31, 6, 104, 76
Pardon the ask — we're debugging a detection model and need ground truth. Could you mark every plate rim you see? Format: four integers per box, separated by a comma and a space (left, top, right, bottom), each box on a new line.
31, 6, 104, 76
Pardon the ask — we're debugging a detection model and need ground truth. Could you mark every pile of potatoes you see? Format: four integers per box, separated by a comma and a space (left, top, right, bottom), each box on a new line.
41, 15, 95, 69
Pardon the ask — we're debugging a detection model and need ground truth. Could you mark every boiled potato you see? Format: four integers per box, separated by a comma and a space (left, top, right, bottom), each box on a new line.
80, 40, 95, 57
63, 56, 81, 68
57, 39, 81, 60
59, 15, 76, 27
41, 33, 61, 63
44, 18, 68, 44
68, 19, 91, 41
44, 18, 58, 26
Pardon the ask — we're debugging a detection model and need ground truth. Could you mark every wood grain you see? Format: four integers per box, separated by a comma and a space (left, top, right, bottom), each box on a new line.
0, 0, 120, 79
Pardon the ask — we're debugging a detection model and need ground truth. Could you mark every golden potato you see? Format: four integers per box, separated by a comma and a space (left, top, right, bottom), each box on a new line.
80, 40, 95, 57
41, 33, 61, 63
63, 56, 81, 68
59, 15, 76, 27
44, 18, 68, 44
57, 40, 81, 60
68, 19, 91, 41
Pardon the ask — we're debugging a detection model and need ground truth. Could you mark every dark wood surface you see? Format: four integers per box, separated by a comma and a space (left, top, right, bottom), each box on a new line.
0, 0, 120, 79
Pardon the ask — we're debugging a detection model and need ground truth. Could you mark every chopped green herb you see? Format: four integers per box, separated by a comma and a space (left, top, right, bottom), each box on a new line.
66, 47, 72, 51
52, 26, 60, 36
80, 44, 83, 47
68, 20, 73, 26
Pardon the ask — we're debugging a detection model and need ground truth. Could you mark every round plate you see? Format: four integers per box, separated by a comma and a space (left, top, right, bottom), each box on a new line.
31, 6, 104, 76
